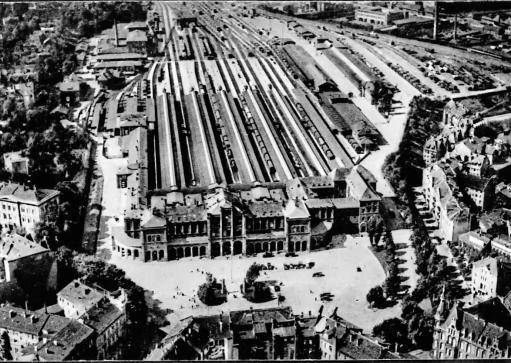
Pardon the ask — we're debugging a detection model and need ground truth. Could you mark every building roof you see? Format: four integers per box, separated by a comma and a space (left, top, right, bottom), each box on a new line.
0, 305, 48, 335
230, 306, 294, 326
393, 16, 433, 26
247, 201, 283, 217
141, 214, 166, 229
57, 280, 104, 314
0, 234, 49, 262
166, 205, 207, 223
463, 297, 511, 332
3, 150, 29, 164
463, 175, 493, 192
283, 199, 310, 219
0, 182, 59, 205
95, 52, 146, 62
83, 301, 123, 334
305, 198, 334, 209
347, 167, 379, 201
337, 331, 399, 360
93, 60, 143, 69
127, 30, 147, 42
35, 320, 94, 361
59, 81, 80, 93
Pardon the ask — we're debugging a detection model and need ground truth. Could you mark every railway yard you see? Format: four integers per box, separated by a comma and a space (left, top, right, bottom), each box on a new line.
90, 1, 511, 335
147, 4, 368, 191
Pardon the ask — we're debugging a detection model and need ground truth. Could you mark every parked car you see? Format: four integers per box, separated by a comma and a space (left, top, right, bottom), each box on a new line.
313, 272, 325, 277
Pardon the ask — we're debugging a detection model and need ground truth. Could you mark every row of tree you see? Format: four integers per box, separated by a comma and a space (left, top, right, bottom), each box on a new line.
372, 96, 468, 352
367, 232, 401, 308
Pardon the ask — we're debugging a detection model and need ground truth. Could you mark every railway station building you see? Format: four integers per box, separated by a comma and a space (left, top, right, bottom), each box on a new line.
112, 166, 381, 262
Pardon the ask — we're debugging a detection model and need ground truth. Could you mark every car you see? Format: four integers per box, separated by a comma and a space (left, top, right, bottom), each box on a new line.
285, 252, 298, 257
312, 272, 325, 277
263, 252, 274, 258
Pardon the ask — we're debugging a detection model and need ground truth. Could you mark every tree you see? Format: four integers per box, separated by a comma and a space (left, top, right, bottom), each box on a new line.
2, 98, 15, 116
0, 331, 12, 361
373, 318, 409, 352
366, 285, 385, 308
197, 282, 222, 306
384, 273, 401, 299
245, 263, 264, 285
367, 215, 384, 246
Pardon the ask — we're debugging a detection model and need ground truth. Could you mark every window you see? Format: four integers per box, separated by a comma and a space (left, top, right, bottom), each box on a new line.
147, 234, 162, 242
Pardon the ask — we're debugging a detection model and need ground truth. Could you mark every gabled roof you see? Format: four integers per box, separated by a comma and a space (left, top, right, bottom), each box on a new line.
283, 199, 310, 219
57, 280, 104, 313
142, 214, 166, 229
0, 234, 48, 261
347, 167, 379, 201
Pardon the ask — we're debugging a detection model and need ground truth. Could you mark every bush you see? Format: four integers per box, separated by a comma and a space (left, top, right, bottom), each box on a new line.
367, 285, 386, 308
373, 318, 409, 352
197, 277, 227, 306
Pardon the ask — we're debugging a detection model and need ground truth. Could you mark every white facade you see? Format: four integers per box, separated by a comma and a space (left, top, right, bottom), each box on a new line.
0, 184, 59, 236
471, 261, 498, 299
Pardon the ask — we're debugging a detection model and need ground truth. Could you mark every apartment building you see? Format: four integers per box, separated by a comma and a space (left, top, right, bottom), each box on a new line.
422, 164, 471, 242
0, 182, 59, 236
471, 257, 511, 301
57, 280, 127, 359
433, 289, 511, 359
161, 306, 399, 360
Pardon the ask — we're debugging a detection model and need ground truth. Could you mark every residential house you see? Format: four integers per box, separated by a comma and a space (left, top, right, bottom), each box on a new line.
422, 164, 471, 242
471, 257, 511, 301
57, 280, 127, 359
160, 306, 398, 360
3, 151, 30, 175
461, 175, 496, 211
0, 234, 56, 289
458, 230, 491, 252
433, 288, 511, 359
0, 182, 60, 236
0, 305, 94, 361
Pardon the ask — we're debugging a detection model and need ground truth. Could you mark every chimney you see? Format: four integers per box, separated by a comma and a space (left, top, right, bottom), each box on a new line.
114, 19, 119, 47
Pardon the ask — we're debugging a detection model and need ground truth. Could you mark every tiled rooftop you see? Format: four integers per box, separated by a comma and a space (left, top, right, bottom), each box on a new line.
36, 320, 94, 361
58, 280, 104, 312
83, 301, 123, 334
0, 234, 48, 262
0, 182, 59, 205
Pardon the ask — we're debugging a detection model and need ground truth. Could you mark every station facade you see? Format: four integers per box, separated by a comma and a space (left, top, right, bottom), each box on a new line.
113, 166, 381, 262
